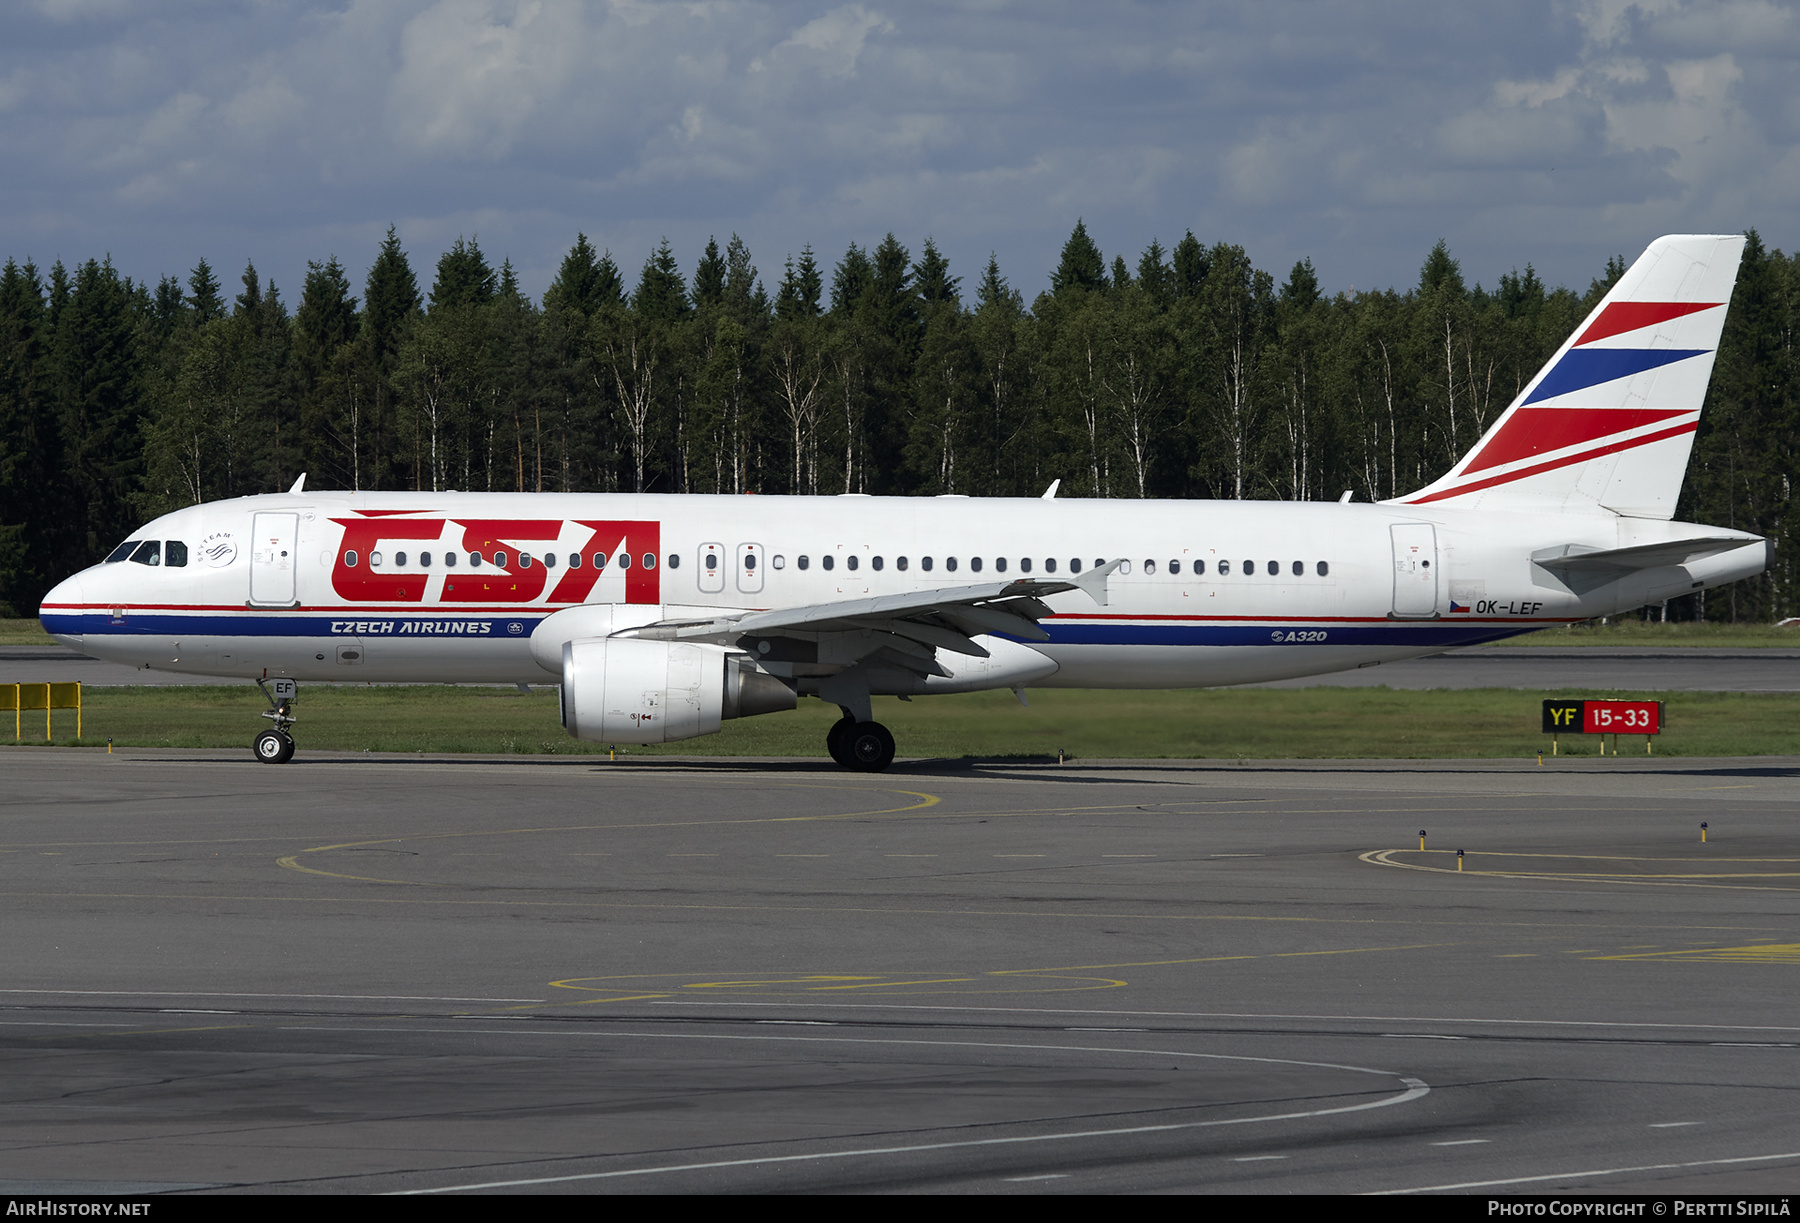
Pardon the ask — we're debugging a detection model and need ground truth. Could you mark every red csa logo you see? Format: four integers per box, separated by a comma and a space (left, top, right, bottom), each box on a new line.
330, 516, 661, 605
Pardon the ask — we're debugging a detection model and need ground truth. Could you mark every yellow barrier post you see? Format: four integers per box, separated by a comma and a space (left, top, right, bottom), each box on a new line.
3, 683, 16, 740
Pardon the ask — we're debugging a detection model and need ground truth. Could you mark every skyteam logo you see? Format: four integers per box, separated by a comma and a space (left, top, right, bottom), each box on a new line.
199, 532, 239, 567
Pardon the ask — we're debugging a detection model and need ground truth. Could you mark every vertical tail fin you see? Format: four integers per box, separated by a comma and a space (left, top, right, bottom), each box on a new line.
1393, 234, 1745, 519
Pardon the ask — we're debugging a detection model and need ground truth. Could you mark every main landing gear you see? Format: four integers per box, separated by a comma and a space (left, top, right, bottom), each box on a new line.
826, 711, 896, 773
253, 679, 297, 764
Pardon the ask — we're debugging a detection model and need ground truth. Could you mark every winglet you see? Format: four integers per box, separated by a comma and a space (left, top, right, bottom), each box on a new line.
1041, 479, 1061, 500
288, 473, 307, 494
1073, 559, 1124, 607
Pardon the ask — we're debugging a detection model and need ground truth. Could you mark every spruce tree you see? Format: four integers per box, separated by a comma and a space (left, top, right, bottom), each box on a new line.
187, 259, 223, 325
692, 237, 726, 309
1051, 220, 1107, 295
830, 244, 871, 317
913, 238, 960, 310
1171, 231, 1207, 298
430, 236, 496, 311
776, 246, 824, 321
363, 226, 420, 373
633, 239, 690, 323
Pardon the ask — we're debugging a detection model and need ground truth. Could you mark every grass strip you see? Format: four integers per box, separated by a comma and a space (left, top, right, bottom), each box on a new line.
4, 684, 1795, 759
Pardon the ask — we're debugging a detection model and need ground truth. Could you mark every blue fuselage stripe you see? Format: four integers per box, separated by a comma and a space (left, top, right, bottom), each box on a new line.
42, 611, 1530, 650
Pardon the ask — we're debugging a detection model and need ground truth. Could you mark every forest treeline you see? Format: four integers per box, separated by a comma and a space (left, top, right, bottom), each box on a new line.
0, 222, 1793, 619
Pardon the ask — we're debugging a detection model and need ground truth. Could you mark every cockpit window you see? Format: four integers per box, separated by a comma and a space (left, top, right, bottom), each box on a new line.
164, 541, 188, 567
129, 541, 162, 567
105, 541, 139, 563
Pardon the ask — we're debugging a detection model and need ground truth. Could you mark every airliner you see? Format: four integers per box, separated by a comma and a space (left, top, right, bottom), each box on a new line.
38, 235, 1766, 770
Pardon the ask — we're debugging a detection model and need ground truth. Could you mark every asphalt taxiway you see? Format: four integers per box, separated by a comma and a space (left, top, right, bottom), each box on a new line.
2, 750, 1798, 1194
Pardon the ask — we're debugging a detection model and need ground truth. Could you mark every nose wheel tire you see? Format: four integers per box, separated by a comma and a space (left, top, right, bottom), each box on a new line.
254, 729, 295, 764
844, 721, 895, 773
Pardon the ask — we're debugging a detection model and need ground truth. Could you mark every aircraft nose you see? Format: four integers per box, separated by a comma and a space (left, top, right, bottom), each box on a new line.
38, 572, 86, 646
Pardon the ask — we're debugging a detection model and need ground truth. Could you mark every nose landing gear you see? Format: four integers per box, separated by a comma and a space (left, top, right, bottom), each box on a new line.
254, 679, 297, 764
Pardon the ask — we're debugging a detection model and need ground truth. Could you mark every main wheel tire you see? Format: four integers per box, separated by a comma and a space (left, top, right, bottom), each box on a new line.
825, 715, 856, 766
254, 729, 288, 764
845, 721, 895, 773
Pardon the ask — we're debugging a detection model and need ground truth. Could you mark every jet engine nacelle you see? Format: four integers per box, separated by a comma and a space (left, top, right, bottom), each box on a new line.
559, 637, 796, 745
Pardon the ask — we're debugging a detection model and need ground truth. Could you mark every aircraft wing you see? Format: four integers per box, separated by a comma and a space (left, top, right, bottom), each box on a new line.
627, 562, 1122, 672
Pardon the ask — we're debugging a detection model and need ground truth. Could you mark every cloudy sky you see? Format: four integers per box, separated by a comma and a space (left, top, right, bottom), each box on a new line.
3, 0, 1796, 307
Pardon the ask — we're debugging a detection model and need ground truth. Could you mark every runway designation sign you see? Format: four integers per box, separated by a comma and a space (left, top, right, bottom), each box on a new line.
1542, 699, 1662, 735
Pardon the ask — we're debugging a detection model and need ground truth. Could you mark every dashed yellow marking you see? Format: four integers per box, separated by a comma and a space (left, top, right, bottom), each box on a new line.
1593, 943, 1800, 964
531, 942, 1458, 1011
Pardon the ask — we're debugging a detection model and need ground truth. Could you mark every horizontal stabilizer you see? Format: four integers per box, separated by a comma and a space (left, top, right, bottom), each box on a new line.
1532, 536, 1759, 575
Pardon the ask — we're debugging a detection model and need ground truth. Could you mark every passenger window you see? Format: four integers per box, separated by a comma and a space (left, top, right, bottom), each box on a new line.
772, 555, 785, 570
971, 557, 983, 572
543, 552, 555, 567
1069, 558, 1082, 573
798, 555, 810, 570
1317, 561, 1330, 577
593, 553, 605, 569
106, 540, 139, 563
643, 553, 656, 569
704, 552, 717, 570
946, 557, 958, 572
922, 556, 933, 571
372, 552, 385, 568
1292, 560, 1303, 576
897, 556, 908, 571
420, 552, 431, 567
343, 550, 358, 567
1169, 559, 1179, 574
130, 541, 161, 566
568, 553, 580, 568
667, 554, 680, 569
618, 553, 630, 569
518, 552, 531, 568
823, 555, 834, 571
872, 556, 884, 571
444, 552, 456, 568
471, 552, 483, 567
164, 541, 188, 567
1045, 558, 1056, 573
395, 551, 408, 567
1193, 559, 1205, 575
1144, 559, 1157, 574
994, 557, 1006, 573
1020, 558, 1031, 573
1268, 559, 1278, 574
1218, 559, 1230, 575
846, 555, 858, 571
494, 552, 507, 567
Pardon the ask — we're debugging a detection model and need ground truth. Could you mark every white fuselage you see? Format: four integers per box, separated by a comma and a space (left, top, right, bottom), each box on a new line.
39, 491, 1766, 691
